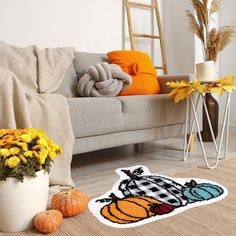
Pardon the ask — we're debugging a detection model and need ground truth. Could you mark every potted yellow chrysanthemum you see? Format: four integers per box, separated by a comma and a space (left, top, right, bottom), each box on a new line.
0, 128, 62, 232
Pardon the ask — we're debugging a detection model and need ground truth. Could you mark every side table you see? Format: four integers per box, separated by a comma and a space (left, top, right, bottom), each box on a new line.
183, 92, 231, 169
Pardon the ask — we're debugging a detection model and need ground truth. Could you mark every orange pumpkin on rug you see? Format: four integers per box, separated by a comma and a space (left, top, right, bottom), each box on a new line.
99, 193, 174, 224
51, 189, 88, 217
34, 209, 63, 234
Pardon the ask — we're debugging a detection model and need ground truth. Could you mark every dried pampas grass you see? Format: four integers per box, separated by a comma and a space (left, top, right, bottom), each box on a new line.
186, 0, 236, 62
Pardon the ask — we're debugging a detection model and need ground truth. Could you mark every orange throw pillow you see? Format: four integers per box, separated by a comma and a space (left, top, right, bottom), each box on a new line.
107, 50, 161, 96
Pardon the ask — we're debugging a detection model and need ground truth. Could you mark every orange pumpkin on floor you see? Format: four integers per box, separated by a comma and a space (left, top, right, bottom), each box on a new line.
51, 189, 88, 217
99, 194, 174, 224
34, 209, 63, 234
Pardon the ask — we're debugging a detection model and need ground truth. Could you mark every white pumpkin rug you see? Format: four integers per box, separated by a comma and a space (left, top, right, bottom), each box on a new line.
89, 165, 228, 228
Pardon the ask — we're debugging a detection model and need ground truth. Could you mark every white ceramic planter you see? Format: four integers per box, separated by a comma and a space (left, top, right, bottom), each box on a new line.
195, 61, 216, 82
0, 170, 49, 232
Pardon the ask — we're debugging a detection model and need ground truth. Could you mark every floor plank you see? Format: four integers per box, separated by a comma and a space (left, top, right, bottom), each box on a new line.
72, 131, 236, 197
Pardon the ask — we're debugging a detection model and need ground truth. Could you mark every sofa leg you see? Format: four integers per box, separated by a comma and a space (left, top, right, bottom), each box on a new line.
134, 143, 144, 152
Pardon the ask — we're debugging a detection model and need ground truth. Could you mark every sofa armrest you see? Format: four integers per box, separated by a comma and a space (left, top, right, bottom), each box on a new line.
158, 74, 194, 94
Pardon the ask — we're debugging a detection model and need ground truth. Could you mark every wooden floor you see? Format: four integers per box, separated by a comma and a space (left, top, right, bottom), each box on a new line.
72, 129, 236, 197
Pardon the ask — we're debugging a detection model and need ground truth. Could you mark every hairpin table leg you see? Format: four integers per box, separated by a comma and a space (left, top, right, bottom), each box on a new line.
217, 93, 231, 162
183, 92, 231, 169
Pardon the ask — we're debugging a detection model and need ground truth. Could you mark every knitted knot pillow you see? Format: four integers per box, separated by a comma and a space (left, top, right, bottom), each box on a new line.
107, 50, 161, 96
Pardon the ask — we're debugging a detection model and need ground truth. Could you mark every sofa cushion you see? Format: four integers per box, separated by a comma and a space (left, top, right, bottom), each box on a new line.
115, 94, 186, 131
74, 52, 109, 79
54, 62, 78, 97
107, 50, 161, 96
68, 97, 124, 138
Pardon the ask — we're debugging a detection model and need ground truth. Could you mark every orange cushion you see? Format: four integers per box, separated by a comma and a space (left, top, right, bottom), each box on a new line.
107, 50, 161, 96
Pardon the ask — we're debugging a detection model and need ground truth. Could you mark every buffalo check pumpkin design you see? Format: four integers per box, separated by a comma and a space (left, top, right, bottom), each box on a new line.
89, 165, 228, 228
119, 168, 188, 207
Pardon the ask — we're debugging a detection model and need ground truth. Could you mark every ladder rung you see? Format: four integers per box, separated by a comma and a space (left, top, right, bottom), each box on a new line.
125, 0, 168, 74
133, 33, 161, 39
128, 2, 154, 9
155, 66, 165, 70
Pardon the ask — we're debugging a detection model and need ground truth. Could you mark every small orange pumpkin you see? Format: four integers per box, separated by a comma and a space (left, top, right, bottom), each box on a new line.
51, 189, 88, 217
100, 194, 164, 224
34, 209, 63, 234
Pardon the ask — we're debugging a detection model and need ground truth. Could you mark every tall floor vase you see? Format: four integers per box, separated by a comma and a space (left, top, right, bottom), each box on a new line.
201, 93, 219, 142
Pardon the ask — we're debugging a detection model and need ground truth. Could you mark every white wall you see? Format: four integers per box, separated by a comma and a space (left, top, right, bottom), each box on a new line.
219, 0, 236, 77
0, 0, 122, 52
219, 0, 236, 126
163, 0, 195, 74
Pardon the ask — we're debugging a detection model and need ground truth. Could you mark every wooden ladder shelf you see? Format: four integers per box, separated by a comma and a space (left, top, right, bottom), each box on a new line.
124, 0, 168, 74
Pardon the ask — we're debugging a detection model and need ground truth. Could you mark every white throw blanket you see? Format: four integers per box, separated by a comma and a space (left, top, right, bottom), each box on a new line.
0, 41, 75, 186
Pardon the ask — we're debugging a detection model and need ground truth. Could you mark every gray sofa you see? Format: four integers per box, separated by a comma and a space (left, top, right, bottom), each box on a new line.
55, 52, 191, 154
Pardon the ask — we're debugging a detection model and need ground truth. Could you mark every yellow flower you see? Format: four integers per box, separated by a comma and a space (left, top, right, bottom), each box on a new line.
0, 129, 9, 138
49, 151, 57, 160
0, 148, 11, 157
19, 155, 27, 164
9, 147, 21, 155
16, 142, 28, 151
5, 156, 20, 168
20, 134, 32, 143
52, 143, 60, 152
37, 138, 48, 147
33, 151, 40, 159
0, 128, 62, 178
24, 151, 33, 157
25, 129, 38, 139
32, 145, 44, 151
38, 149, 48, 164
48, 143, 62, 159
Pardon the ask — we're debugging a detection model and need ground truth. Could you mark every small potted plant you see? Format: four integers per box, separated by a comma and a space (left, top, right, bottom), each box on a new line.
0, 128, 62, 232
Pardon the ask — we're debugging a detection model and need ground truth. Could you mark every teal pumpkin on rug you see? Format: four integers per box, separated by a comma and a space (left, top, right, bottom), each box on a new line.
182, 180, 224, 201
89, 165, 228, 228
